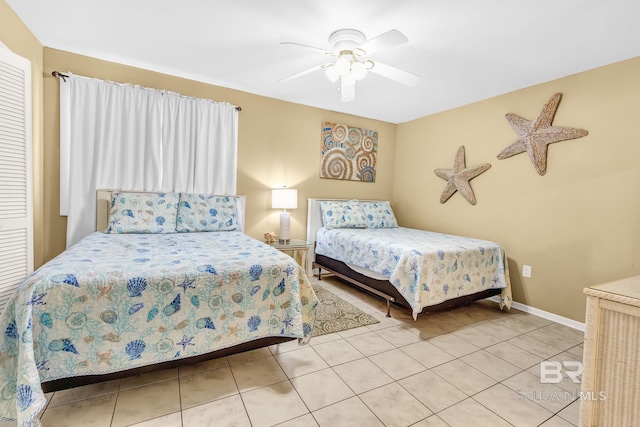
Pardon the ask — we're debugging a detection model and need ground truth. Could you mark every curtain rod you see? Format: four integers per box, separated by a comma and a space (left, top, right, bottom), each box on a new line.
51, 71, 242, 111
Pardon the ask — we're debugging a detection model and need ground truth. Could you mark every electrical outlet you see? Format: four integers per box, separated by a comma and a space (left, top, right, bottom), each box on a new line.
522, 265, 532, 278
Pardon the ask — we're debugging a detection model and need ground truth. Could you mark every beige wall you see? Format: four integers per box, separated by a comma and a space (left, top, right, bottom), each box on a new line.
393, 56, 640, 322
41, 49, 396, 264
0, 0, 45, 268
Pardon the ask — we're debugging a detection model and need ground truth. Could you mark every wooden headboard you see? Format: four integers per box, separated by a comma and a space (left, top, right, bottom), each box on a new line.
305, 198, 382, 276
96, 190, 247, 232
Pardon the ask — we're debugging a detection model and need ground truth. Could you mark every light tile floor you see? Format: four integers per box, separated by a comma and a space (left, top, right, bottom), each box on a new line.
0, 276, 585, 427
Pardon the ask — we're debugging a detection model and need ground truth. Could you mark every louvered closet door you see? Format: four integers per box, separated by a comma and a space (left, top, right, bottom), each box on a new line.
0, 46, 33, 312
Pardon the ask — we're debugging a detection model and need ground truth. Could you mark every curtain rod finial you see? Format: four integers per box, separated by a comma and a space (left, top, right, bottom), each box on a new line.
52, 71, 69, 82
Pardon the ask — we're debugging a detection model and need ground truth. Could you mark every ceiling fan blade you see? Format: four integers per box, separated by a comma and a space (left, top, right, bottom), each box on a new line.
356, 29, 408, 56
280, 41, 333, 55
368, 61, 420, 87
277, 64, 325, 83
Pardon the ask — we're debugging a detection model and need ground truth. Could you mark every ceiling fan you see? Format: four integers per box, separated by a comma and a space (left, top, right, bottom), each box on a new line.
279, 28, 421, 103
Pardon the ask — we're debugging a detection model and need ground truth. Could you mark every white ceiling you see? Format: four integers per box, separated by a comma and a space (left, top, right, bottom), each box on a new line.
7, 0, 640, 123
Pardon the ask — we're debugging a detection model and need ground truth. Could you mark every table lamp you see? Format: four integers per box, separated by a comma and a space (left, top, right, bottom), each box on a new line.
272, 188, 297, 243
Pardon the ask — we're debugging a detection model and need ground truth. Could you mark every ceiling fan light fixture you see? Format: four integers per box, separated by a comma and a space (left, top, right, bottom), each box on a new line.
324, 65, 340, 83
343, 73, 357, 87
333, 56, 351, 76
349, 61, 368, 81
281, 28, 418, 102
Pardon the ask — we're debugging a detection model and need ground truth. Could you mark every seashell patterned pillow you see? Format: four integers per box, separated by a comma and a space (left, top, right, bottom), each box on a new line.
176, 193, 239, 232
359, 201, 399, 228
320, 199, 368, 229
106, 192, 179, 233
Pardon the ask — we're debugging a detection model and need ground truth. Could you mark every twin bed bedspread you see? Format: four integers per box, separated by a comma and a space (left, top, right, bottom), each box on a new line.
0, 232, 317, 426
315, 227, 512, 317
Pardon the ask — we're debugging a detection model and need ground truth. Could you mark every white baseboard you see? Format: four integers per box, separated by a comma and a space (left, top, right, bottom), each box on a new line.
488, 296, 585, 332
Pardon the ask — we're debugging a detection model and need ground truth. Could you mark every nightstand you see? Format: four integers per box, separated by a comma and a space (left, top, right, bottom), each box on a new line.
268, 239, 312, 268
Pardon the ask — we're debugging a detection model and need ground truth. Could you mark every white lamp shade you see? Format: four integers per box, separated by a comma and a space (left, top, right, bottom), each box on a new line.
333, 56, 350, 76
272, 188, 298, 210
325, 65, 340, 83
350, 61, 368, 81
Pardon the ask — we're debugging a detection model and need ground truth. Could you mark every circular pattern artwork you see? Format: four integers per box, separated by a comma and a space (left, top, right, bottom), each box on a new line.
321, 121, 378, 182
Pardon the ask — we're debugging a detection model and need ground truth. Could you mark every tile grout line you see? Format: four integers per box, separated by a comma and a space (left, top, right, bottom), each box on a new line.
311, 327, 453, 423
353, 393, 390, 427
177, 368, 184, 427
467, 395, 519, 427
269, 350, 315, 425
109, 385, 120, 427
441, 345, 580, 423
226, 355, 255, 426
282, 334, 392, 422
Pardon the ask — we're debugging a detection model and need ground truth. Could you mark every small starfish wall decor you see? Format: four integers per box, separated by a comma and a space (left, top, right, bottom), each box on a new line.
497, 93, 588, 175
434, 146, 491, 205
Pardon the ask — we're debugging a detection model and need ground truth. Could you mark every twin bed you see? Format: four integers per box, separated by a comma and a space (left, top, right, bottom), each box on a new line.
306, 198, 512, 319
0, 193, 512, 426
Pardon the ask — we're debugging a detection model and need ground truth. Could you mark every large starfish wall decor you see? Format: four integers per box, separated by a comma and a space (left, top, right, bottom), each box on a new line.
434, 146, 491, 205
497, 93, 588, 176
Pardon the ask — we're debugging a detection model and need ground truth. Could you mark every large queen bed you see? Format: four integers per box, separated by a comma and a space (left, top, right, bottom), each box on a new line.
306, 198, 511, 319
0, 190, 318, 426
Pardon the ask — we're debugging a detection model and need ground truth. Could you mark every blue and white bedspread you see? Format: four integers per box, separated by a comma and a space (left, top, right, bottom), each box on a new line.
0, 232, 317, 426
315, 227, 512, 317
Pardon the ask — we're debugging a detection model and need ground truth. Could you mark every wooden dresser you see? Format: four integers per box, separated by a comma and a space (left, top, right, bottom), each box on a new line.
580, 275, 640, 427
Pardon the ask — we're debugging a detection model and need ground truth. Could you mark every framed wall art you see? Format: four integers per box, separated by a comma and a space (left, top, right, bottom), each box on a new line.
320, 121, 378, 182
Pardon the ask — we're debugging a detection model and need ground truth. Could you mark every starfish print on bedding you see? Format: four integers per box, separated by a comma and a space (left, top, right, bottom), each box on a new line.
227, 324, 239, 337
497, 93, 588, 175
177, 335, 195, 350
434, 146, 491, 205
178, 278, 196, 293
97, 350, 112, 365
26, 293, 47, 306
97, 283, 113, 300
282, 316, 294, 327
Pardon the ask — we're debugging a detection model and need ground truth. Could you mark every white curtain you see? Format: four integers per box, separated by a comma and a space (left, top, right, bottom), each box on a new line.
161, 92, 237, 194
60, 74, 238, 247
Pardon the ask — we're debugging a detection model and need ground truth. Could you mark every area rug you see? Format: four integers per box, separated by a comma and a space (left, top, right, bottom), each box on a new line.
311, 283, 379, 337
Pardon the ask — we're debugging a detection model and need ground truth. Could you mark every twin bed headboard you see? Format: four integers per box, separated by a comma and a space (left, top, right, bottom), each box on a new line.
95, 190, 246, 232
305, 198, 381, 276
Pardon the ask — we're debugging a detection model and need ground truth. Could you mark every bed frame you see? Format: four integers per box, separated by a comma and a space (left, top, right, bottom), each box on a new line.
305, 198, 502, 318
41, 335, 291, 392
40, 191, 290, 393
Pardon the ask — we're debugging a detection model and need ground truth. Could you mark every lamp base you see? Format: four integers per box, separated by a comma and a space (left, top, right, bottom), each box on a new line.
278, 239, 290, 244
279, 212, 291, 243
